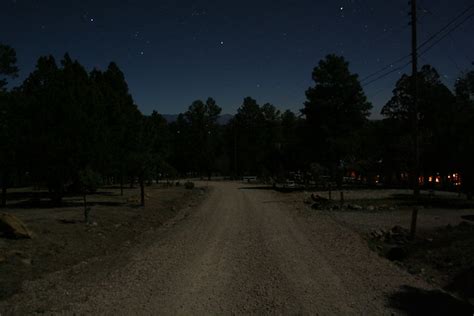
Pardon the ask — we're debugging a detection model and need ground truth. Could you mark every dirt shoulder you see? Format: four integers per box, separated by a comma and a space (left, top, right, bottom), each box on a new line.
292, 188, 474, 308
0, 183, 206, 307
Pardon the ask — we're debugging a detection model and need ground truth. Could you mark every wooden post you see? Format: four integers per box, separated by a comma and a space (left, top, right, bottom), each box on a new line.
328, 185, 332, 200
83, 194, 90, 223
340, 191, 344, 207
1, 172, 7, 208
1, 187, 6, 208
1, 179, 6, 208
410, 0, 420, 238
410, 207, 418, 240
411, 0, 420, 198
140, 177, 145, 207
120, 174, 124, 196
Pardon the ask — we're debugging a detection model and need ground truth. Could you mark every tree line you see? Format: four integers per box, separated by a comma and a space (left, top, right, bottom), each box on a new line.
1, 44, 473, 206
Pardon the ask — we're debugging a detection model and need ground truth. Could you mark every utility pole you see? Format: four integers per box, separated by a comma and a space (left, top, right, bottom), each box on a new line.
410, 0, 420, 239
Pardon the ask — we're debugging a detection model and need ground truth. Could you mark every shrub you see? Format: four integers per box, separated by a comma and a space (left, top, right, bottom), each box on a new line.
78, 167, 102, 194
184, 181, 195, 190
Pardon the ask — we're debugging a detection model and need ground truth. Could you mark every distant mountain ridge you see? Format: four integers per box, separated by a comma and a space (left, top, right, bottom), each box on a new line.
161, 114, 233, 125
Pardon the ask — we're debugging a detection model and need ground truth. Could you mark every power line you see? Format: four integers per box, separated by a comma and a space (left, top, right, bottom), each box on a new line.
362, 61, 411, 87
360, 54, 411, 83
416, 2, 473, 71
360, 4, 474, 87
417, 4, 474, 51
353, 21, 412, 80
419, 12, 474, 57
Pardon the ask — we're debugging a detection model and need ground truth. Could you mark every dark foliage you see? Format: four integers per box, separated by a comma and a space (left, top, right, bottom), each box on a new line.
0, 43, 473, 203
302, 54, 372, 184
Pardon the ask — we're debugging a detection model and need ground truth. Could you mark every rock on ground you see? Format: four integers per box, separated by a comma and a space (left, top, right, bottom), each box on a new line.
0, 213, 34, 239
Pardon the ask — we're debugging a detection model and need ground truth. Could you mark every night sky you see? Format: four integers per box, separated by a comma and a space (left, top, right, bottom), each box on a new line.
2, 0, 473, 118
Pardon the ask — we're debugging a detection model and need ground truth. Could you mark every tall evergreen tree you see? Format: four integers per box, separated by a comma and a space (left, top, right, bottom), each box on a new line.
382, 65, 456, 186
454, 70, 474, 198
183, 98, 222, 178
20, 55, 66, 202
280, 109, 304, 173
0, 44, 19, 207
96, 62, 142, 193
0, 44, 19, 91
302, 54, 371, 181
231, 97, 265, 176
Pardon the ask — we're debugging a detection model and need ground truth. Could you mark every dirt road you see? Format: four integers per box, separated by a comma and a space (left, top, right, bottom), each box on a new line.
6, 182, 435, 314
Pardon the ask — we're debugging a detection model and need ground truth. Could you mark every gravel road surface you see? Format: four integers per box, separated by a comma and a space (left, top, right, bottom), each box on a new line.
4, 182, 433, 314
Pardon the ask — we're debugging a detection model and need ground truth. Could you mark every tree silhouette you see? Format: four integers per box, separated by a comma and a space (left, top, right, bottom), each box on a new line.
454, 70, 474, 198
184, 98, 222, 178
1, 43, 472, 203
302, 54, 372, 184
0, 44, 19, 207
17, 55, 145, 203
0, 44, 19, 91
231, 97, 265, 176
382, 65, 456, 188
280, 110, 304, 174
20, 55, 65, 202
94, 62, 142, 194
146, 111, 171, 182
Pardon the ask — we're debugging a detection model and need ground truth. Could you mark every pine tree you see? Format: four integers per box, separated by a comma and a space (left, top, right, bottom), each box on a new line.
302, 54, 371, 181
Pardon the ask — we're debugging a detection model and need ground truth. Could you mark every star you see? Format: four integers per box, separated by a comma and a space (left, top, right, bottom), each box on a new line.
220, 41, 224, 45
90, 18, 94, 22
339, 6, 345, 18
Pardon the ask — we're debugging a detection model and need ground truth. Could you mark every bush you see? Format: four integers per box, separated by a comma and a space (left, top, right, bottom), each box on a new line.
184, 181, 195, 190
78, 167, 102, 194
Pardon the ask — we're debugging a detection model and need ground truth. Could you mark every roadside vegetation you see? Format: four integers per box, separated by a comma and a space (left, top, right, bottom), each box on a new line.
1, 44, 474, 204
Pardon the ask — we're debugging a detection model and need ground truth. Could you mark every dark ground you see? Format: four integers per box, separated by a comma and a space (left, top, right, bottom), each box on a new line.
300, 189, 474, 306
0, 184, 473, 314
0, 183, 204, 301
